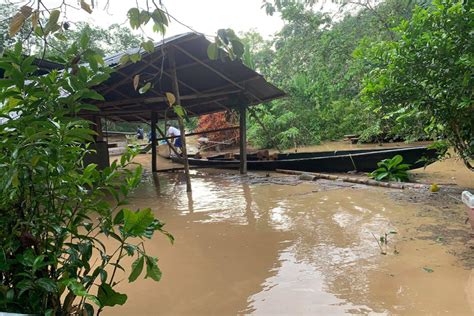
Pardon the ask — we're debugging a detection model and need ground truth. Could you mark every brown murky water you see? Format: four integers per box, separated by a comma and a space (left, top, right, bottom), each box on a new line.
104, 141, 473, 315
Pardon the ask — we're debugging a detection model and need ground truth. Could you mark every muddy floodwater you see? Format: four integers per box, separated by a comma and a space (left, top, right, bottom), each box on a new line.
105, 143, 473, 315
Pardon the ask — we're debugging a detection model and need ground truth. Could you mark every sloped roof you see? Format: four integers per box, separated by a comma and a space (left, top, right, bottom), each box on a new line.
88, 32, 285, 122
0, 57, 63, 78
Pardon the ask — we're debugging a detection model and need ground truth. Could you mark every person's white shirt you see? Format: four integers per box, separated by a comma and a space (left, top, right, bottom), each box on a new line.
167, 126, 181, 137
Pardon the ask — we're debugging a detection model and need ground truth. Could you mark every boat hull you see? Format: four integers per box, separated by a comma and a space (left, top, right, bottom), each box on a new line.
172, 146, 438, 173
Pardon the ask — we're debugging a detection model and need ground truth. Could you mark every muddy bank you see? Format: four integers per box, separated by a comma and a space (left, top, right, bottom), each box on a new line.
103, 159, 474, 315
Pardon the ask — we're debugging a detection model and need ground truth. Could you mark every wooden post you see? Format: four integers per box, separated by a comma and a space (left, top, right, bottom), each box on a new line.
93, 116, 103, 141
169, 47, 192, 192
151, 112, 158, 172
239, 105, 247, 174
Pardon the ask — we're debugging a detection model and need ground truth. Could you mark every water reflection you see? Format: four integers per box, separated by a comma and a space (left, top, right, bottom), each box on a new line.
107, 171, 473, 316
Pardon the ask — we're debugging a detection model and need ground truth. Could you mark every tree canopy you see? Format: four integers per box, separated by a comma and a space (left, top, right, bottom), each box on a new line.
245, 0, 472, 169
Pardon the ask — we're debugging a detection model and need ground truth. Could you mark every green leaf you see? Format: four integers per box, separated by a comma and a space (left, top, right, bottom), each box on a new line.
80, 31, 90, 49
54, 32, 67, 41
64, 279, 88, 297
375, 171, 389, 181
388, 155, 403, 168
145, 256, 162, 281
173, 104, 186, 118
97, 284, 127, 307
141, 40, 155, 53
100, 269, 108, 284
113, 209, 124, 225
11, 170, 19, 188
139, 82, 152, 94
231, 40, 245, 58
129, 256, 145, 282
207, 43, 219, 60
139, 10, 151, 25
0, 248, 9, 271
128, 8, 141, 29
16, 279, 35, 297
423, 267, 434, 273
123, 208, 155, 236
36, 278, 58, 293
44, 10, 61, 35
119, 54, 130, 65
83, 303, 95, 316
82, 89, 104, 101
151, 9, 168, 26
129, 53, 141, 63
152, 23, 166, 34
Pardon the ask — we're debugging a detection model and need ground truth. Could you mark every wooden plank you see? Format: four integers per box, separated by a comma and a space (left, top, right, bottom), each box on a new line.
169, 47, 192, 192
172, 44, 265, 104
273, 169, 430, 190
99, 89, 241, 109
239, 105, 247, 174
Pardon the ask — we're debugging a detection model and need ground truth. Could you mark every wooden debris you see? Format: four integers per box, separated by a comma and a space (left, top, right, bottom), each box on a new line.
275, 169, 430, 190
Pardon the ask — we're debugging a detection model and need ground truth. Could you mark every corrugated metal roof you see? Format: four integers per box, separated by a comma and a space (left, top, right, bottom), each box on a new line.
88, 32, 285, 122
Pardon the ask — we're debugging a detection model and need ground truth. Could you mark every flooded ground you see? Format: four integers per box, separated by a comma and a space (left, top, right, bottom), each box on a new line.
105, 142, 473, 315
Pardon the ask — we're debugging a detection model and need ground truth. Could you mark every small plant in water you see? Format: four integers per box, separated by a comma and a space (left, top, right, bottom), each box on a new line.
370, 155, 411, 182
371, 231, 398, 255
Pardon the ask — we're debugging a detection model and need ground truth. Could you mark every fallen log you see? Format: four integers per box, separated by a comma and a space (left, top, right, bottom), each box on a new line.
275, 169, 429, 190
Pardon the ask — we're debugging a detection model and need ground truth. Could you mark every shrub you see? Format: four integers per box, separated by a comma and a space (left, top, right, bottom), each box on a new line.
370, 155, 411, 182
0, 42, 170, 315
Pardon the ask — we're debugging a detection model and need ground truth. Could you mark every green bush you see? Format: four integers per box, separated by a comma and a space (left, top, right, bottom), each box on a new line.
370, 155, 411, 182
0, 42, 170, 314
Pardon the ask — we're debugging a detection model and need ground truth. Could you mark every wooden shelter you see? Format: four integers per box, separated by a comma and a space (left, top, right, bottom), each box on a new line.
84, 32, 285, 186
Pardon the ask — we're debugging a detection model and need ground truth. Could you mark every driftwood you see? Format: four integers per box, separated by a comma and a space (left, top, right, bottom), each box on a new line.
275, 169, 429, 190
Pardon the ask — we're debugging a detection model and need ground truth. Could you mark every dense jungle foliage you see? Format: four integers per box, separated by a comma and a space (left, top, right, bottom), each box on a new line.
245, 0, 472, 169
1, 0, 471, 168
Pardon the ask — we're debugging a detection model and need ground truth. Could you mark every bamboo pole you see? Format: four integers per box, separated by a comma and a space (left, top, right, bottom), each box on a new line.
169, 48, 192, 192
239, 104, 247, 174
151, 112, 158, 172
274, 169, 430, 189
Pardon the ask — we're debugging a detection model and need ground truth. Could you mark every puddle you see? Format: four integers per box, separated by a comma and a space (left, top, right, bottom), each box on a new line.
103, 166, 473, 315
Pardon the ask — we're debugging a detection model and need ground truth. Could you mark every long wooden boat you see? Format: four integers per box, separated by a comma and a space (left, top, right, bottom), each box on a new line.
171, 146, 437, 172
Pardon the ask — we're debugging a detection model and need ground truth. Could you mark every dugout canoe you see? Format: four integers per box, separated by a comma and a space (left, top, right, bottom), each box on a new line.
170, 146, 437, 172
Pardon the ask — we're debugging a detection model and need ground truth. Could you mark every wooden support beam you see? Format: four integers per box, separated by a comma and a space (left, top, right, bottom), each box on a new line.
139, 57, 232, 114
172, 44, 265, 104
156, 125, 239, 141
92, 116, 103, 141
95, 88, 151, 124
239, 105, 247, 175
151, 112, 158, 172
98, 52, 165, 95
169, 47, 192, 192
98, 89, 241, 109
